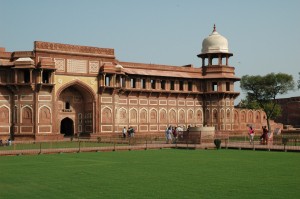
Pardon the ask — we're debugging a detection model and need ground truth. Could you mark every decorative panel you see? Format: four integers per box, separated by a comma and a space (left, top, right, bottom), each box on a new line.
54, 58, 65, 72
67, 59, 87, 73
89, 61, 99, 73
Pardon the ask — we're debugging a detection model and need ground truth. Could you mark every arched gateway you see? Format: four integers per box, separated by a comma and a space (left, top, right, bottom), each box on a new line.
60, 117, 74, 136
56, 80, 96, 137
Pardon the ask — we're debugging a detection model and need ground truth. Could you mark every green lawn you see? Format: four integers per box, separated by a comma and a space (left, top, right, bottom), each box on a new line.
0, 149, 299, 199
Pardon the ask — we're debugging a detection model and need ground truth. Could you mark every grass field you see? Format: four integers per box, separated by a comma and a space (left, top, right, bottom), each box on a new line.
0, 149, 299, 199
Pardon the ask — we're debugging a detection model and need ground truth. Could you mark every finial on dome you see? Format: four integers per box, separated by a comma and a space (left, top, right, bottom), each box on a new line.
213, 24, 216, 32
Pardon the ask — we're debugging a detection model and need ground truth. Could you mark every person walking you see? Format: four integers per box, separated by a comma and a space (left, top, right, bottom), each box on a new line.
248, 126, 254, 144
261, 126, 268, 145
122, 127, 127, 139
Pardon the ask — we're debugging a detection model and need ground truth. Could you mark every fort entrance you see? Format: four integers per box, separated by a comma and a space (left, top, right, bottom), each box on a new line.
57, 81, 96, 137
60, 117, 74, 136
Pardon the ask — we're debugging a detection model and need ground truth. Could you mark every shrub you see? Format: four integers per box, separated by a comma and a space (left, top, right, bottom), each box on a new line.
214, 139, 221, 149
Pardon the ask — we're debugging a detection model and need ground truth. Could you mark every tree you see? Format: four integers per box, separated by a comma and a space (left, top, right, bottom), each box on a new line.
240, 73, 295, 132
298, 72, 300, 89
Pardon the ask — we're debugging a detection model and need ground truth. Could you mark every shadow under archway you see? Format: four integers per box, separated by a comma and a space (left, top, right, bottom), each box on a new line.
60, 117, 74, 137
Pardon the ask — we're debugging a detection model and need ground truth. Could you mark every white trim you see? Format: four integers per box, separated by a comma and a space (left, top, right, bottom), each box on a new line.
169, 108, 177, 123
118, 107, 127, 123
178, 108, 185, 123
0, 125, 10, 134
149, 125, 158, 132
129, 108, 138, 123
159, 108, 167, 123
195, 108, 203, 123
38, 105, 52, 124
0, 95, 10, 102
101, 125, 113, 132
187, 108, 194, 123
101, 97, 112, 103
149, 108, 158, 123
38, 95, 52, 101
139, 108, 148, 123
139, 99, 148, 105
38, 125, 52, 134
20, 126, 33, 133
20, 95, 33, 101
101, 106, 113, 123
0, 105, 11, 124
20, 105, 33, 124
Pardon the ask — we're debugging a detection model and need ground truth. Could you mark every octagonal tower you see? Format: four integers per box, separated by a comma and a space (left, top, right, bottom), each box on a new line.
198, 25, 240, 131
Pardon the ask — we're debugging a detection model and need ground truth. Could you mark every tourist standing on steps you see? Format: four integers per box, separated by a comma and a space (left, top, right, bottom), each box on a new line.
261, 126, 268, 145
122, 127, 127, 139
167, 126, 172, 144
165, 126, 169, 142
248, 126, 254, 144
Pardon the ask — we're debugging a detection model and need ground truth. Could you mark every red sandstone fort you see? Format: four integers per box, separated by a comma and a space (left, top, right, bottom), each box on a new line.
0, 26, 297, 141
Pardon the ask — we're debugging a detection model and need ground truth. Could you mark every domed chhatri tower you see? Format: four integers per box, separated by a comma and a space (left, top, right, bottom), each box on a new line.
198, 25, 240, 130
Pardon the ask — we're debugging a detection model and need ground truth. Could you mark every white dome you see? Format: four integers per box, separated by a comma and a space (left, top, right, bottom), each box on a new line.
115, 64, 123, 69
201, 25, 229, 54
15, 57, 34, 62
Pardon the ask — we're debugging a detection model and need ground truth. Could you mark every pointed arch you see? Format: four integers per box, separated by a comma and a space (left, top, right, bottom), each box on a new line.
60, 117, 74, 136
212, 108, 218, 123
129, 108, 138, 123
139, 108, 148, 123
0, 105, 10, 124
21, 105, 33, 124
226, 108, 231, 123
38, 105, 52, 124
159, 108, 167, 123
56, 79, 96, 102
220, 108, 225, 122
78, 113, 83, 124
101, 106, 113, 123
149, 108, 158, 123
248, 110, 254, 123
118, 107, 128, 123
187, 109, 194, 123
256, 110, 262, 123
240, 110, 246, 122
169, 108, 177, 123
234, 109, 239, 124
195, 108, 203, 123
178, 109, 185, 123
205, 109, 210, 124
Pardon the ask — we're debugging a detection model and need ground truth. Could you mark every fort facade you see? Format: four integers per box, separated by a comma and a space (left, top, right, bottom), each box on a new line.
0, 26, 278, 140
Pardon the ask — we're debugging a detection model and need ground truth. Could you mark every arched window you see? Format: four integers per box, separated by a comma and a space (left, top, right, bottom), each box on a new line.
65, 101, 70, 110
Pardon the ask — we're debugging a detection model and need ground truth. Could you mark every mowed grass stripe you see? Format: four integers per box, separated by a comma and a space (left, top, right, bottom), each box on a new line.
0, 149, 299, 199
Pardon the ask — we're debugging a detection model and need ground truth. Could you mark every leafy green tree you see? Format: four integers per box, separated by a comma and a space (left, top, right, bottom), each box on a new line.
238, 98, 260, 110
240, 73, 295, 132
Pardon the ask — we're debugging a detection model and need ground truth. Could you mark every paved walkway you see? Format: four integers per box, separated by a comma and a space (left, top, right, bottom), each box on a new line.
0, 142, 298, 156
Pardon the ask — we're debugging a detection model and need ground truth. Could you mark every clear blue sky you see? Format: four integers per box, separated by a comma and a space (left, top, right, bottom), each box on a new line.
1, 0, 299, 103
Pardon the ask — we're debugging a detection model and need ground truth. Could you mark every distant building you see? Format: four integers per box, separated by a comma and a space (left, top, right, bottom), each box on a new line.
0, 26, 278, 140
275, 97, 300, 128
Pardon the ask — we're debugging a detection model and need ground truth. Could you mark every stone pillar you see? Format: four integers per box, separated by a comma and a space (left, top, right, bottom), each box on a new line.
226, 55, 229, 66
208, 55, 212, 66
218, 54, 221, 65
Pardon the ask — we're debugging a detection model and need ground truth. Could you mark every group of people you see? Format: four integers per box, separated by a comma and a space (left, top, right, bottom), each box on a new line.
248, 125, 269, 145
165, 125, 184, 144
0, 138, 12, 147
122, 127, 135, 138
